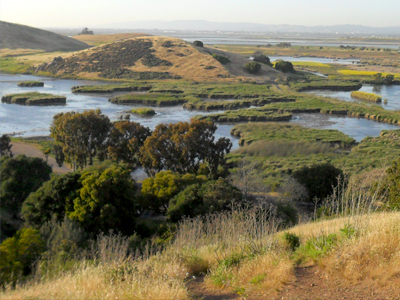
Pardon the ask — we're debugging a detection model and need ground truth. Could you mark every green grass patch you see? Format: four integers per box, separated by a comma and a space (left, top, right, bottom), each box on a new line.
109, 93, 186, 107
130, 107, 156, 116
17, 81, 44, 87
231, 122, 355, 147
0, 57, 33, 74
1, 92, 66, 105
351, 91, 382, 103
71, 84, 152, 93
196, 109, 292, 123
212, 54, 231, 64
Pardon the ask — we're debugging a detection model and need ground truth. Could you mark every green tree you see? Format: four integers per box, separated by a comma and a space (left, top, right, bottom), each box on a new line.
139, 119, 232, 177
140, 171, 207, 213
193, 41, 203, 47
0, 134, 13, 157
22, 173, 82, 228
0, 155, 52, 216
68, 166, 136, 235
50, 109, 111, 169
244, 62, 262, 74
167, 178, 242, 222
292, 163, 344, 203
252, 51, 272, 66
274, 60, 294, 73
384, 74, 395, 85
108, 121, 151, 168
0, 228, 45, 286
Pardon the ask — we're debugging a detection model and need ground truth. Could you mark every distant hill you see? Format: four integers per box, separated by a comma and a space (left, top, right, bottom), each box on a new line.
0, 21, 90, 51
104, 20, 400, 36
32, 36, 279, 82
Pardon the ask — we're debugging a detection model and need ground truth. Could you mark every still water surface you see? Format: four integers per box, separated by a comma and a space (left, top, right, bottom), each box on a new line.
1, 74, 399, 149
308, 85, 400, 111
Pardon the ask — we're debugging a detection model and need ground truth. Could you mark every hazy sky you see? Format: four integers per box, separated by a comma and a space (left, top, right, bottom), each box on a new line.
1, 0, 399, 28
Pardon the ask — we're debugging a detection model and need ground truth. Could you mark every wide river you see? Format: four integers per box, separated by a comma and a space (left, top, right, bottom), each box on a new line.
1, 74, 399, 150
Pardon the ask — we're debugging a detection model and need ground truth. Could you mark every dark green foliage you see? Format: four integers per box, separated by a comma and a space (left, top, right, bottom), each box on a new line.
193, 41, 204, 47
283, 232, 300, 251
22, 173, 82, 228
292, 163, 344, 203
245, 62, 261, 74
167, 178, 242, 222
274, 60, 294, 73
376, 159, 400, 210
252, 51, 272, 66
1, 134, 13, 157
67, 166, 137, 235
51, 109, 112, 169
140, 171, 207, 213
0, 155, 52, 215
276, 201, 299, 226
212, 54, 230, 64
0, 228, 45, 286
108, 121, 151, 168
139, 119, 232, 178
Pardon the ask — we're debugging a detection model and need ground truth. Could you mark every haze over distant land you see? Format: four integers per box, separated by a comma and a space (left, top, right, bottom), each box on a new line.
1, 0, 399, 29
98, 20, 400, 36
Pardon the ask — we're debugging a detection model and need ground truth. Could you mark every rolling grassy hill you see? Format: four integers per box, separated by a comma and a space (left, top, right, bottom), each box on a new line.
31, 36, 281, 82
0, 21, 90, 52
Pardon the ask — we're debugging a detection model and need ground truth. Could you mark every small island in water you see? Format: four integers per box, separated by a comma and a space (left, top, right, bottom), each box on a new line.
17, 81, 44, 87
1, 92, 66, 105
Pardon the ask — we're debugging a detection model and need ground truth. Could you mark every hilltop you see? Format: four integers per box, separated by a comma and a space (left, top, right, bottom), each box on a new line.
31, 36, 280, 82
72, 33, 149, 46
0, 21, 90, 52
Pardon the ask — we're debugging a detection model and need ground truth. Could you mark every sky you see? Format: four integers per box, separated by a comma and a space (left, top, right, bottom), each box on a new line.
1, 0, 399, 28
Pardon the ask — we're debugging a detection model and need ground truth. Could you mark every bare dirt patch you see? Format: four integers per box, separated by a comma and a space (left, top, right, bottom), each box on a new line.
11, 141, 71, 174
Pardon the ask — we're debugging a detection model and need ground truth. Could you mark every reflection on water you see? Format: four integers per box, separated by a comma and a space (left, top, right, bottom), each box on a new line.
307, 84, 400, 111
269, 56, 360, 65
1, 74, 399, 152
0, 74, 240, 148
290, 113, 399, 142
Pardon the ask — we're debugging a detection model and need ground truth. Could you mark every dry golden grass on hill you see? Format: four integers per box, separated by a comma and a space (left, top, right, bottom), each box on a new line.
2, 206, 399, 300
72, 33, 149, 46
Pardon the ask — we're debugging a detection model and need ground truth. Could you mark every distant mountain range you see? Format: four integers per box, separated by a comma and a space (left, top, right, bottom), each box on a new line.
102, 20, 400, 35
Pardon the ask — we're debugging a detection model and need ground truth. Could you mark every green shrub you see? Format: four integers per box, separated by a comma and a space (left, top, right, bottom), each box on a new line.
252, 51, 272, 66
193, 41, 204, 47
283, 232, 300, 251
293, 234, 338, 264
274, 60, 294, 73
212, 54, 230, 64
167, 178, 242, 222
0, 228, 45, 286
22, 173, 82, 228
0, 155, 52, 216
245, 62, 262, 74
292, 163, 344, 203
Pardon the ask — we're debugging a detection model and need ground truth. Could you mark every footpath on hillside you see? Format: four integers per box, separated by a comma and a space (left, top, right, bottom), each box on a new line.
10, 142, 71, 174
188, 266, 400, 300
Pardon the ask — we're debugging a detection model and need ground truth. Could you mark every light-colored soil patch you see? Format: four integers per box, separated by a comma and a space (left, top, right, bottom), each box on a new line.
11, 141, 71, 174
72, 33, 149, 46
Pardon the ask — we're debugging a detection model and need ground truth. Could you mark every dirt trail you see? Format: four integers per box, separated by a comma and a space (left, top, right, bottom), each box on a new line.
11, 142, 72, 174
188, 266, 400, 300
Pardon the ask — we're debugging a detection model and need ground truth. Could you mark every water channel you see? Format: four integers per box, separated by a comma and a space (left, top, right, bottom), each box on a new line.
1, 74, 399, 150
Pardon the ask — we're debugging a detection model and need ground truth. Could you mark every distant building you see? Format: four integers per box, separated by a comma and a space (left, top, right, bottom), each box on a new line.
78, 27, 94, 35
